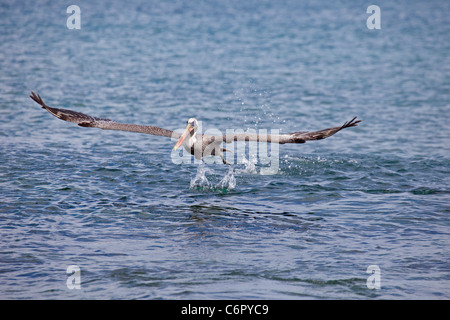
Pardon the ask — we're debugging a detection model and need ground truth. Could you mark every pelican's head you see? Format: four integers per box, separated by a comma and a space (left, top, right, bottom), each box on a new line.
173, 118, 198, 151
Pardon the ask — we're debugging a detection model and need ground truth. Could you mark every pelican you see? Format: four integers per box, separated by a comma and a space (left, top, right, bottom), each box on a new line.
30, 92, 361, 164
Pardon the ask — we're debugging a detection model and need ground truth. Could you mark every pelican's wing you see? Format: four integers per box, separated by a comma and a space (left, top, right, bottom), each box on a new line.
30, 92, 180, 139
222, 117, 361, 144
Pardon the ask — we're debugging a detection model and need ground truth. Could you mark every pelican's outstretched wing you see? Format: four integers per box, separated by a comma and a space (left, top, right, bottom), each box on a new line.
30, 92, 180, 138
222, 117, 361, 144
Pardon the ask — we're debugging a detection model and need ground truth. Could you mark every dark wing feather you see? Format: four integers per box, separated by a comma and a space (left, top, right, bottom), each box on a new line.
281, 116, 361, 143
30, 92, 179, 138
223, 117, 361, 144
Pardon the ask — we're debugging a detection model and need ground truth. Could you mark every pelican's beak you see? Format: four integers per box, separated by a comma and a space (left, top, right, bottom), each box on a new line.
173, 123, 193, 151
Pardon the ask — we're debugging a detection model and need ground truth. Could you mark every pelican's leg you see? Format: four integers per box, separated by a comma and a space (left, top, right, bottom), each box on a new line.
220, 148, 232, 165
220, 154, 231, 165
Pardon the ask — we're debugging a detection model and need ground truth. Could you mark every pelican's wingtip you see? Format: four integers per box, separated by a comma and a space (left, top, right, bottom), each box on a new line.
29, 91, 46, 108
343, 116, 361, 128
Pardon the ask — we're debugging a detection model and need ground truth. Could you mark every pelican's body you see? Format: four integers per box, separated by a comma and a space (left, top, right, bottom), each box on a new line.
30, 92, 361, 165
173, 118, 231, 164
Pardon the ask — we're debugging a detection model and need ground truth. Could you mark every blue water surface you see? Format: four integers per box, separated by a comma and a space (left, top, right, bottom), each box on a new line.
0, 0, 449, 299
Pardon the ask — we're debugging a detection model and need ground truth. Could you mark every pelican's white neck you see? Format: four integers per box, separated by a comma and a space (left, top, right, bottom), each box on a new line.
190, 131, 198, 145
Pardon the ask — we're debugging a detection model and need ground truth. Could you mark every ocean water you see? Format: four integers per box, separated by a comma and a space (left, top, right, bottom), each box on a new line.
0, 0, 449, 299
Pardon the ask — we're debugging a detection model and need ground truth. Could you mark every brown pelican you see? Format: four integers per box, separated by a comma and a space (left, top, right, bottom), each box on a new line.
30, 92, 361, 164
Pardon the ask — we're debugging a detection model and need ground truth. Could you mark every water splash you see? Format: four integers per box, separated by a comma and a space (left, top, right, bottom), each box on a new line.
189, 164, 236, 192
235, 154, 258, 174
216, 166, 236, 190
190, 164, 212, 190
189, 153, 266, 192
